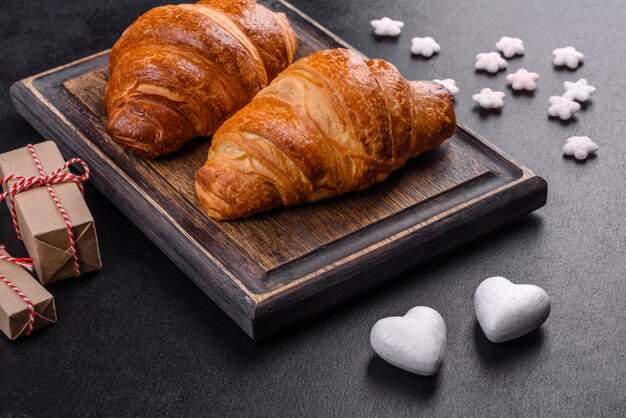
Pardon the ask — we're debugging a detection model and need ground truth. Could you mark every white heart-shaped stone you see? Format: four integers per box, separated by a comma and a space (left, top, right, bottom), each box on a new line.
474, 277, 551, 343
370, 306, 446, 376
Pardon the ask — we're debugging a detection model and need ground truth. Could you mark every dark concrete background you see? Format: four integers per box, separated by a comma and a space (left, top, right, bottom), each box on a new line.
0, 0, 624, 416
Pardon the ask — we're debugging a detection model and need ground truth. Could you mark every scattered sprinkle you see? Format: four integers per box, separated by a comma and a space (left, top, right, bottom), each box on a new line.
548, 96, 581, 120
410, 37, 441, 57
506, 68, 540, 91
473, 88, 506, 109
563, 136, 598, 160
496, 37, 525, 58
563, 79, 596, 102
370, 17, 404, 37
475, 52, 508, 73
433, 79, 459, 95
553, 47, 584, 69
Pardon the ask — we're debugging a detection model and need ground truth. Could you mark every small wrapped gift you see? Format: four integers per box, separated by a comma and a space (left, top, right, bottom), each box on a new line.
0, 247, 56, 340
0, 141, 101, 284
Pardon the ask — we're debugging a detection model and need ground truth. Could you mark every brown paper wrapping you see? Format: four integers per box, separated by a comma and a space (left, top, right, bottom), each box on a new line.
0, 248, 56, 340
0, 141, 102, 284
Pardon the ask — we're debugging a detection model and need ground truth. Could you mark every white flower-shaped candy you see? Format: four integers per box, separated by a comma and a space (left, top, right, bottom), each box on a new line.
496, 36, 525, 58
473, 88, 505, 109
410, 37, 440, 57
548, 96, 581, 120
563, 136, 598, 160
553, 46, 584, 69
433, 79, 459, 95
506, 68, 539, 91
563, 79, 596, 102
475, 52, 507, 73
370, 17, 404, 36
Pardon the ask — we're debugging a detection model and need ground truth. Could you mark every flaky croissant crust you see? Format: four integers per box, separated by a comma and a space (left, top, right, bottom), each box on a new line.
195, 48, 457, 221
105, 0, 297, 157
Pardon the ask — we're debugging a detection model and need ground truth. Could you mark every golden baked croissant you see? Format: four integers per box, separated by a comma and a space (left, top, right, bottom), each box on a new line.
195, 48, 456, 221
104, 0, 298, 157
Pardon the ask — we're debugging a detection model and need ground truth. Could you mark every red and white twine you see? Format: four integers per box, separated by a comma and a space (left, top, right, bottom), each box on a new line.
0, 246, 35, 336
0, 144, 90, 277
0, 246, 34, 271
0, 274, 36, 336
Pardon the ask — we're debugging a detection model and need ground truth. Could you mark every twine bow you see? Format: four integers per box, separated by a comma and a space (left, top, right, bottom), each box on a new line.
0, 144, 90, 277
0, 245, 35, 336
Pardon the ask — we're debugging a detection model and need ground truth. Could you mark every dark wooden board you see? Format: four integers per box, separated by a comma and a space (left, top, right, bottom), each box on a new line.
9, 0, 547, 340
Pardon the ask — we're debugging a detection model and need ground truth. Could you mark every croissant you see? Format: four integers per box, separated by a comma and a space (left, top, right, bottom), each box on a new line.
195, 48, 457, 221
104, 0, 298, 157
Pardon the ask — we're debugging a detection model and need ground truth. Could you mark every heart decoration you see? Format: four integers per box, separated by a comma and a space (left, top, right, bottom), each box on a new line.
370, 306, 446, 376
474, 276, 551, 343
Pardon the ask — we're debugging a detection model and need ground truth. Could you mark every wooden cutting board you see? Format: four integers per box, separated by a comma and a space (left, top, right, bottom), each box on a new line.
10, 0, 547, 340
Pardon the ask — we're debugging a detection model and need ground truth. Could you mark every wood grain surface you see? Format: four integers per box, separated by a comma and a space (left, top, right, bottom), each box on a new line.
9, 0, 547, 339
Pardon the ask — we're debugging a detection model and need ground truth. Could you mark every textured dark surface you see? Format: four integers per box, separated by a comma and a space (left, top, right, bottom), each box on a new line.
0, 0, 624, 416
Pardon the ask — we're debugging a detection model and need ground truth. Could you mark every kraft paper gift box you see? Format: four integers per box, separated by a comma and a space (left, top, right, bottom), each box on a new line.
0, 141, 101, 284
0, 247, 56, 340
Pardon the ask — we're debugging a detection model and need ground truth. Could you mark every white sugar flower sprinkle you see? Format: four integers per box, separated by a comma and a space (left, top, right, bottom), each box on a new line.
553, 47, 584, 69
410, 37, 441, 57
496, 37, 525, 58
370, 17, 404, 36
433, 79, 459, 95
548, 96, 581, 120
506, 68, 540, 91
475, 52, 507, 73
563, 136, 598, 160
473, 88, 505, 109
563, 79, 596, 102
